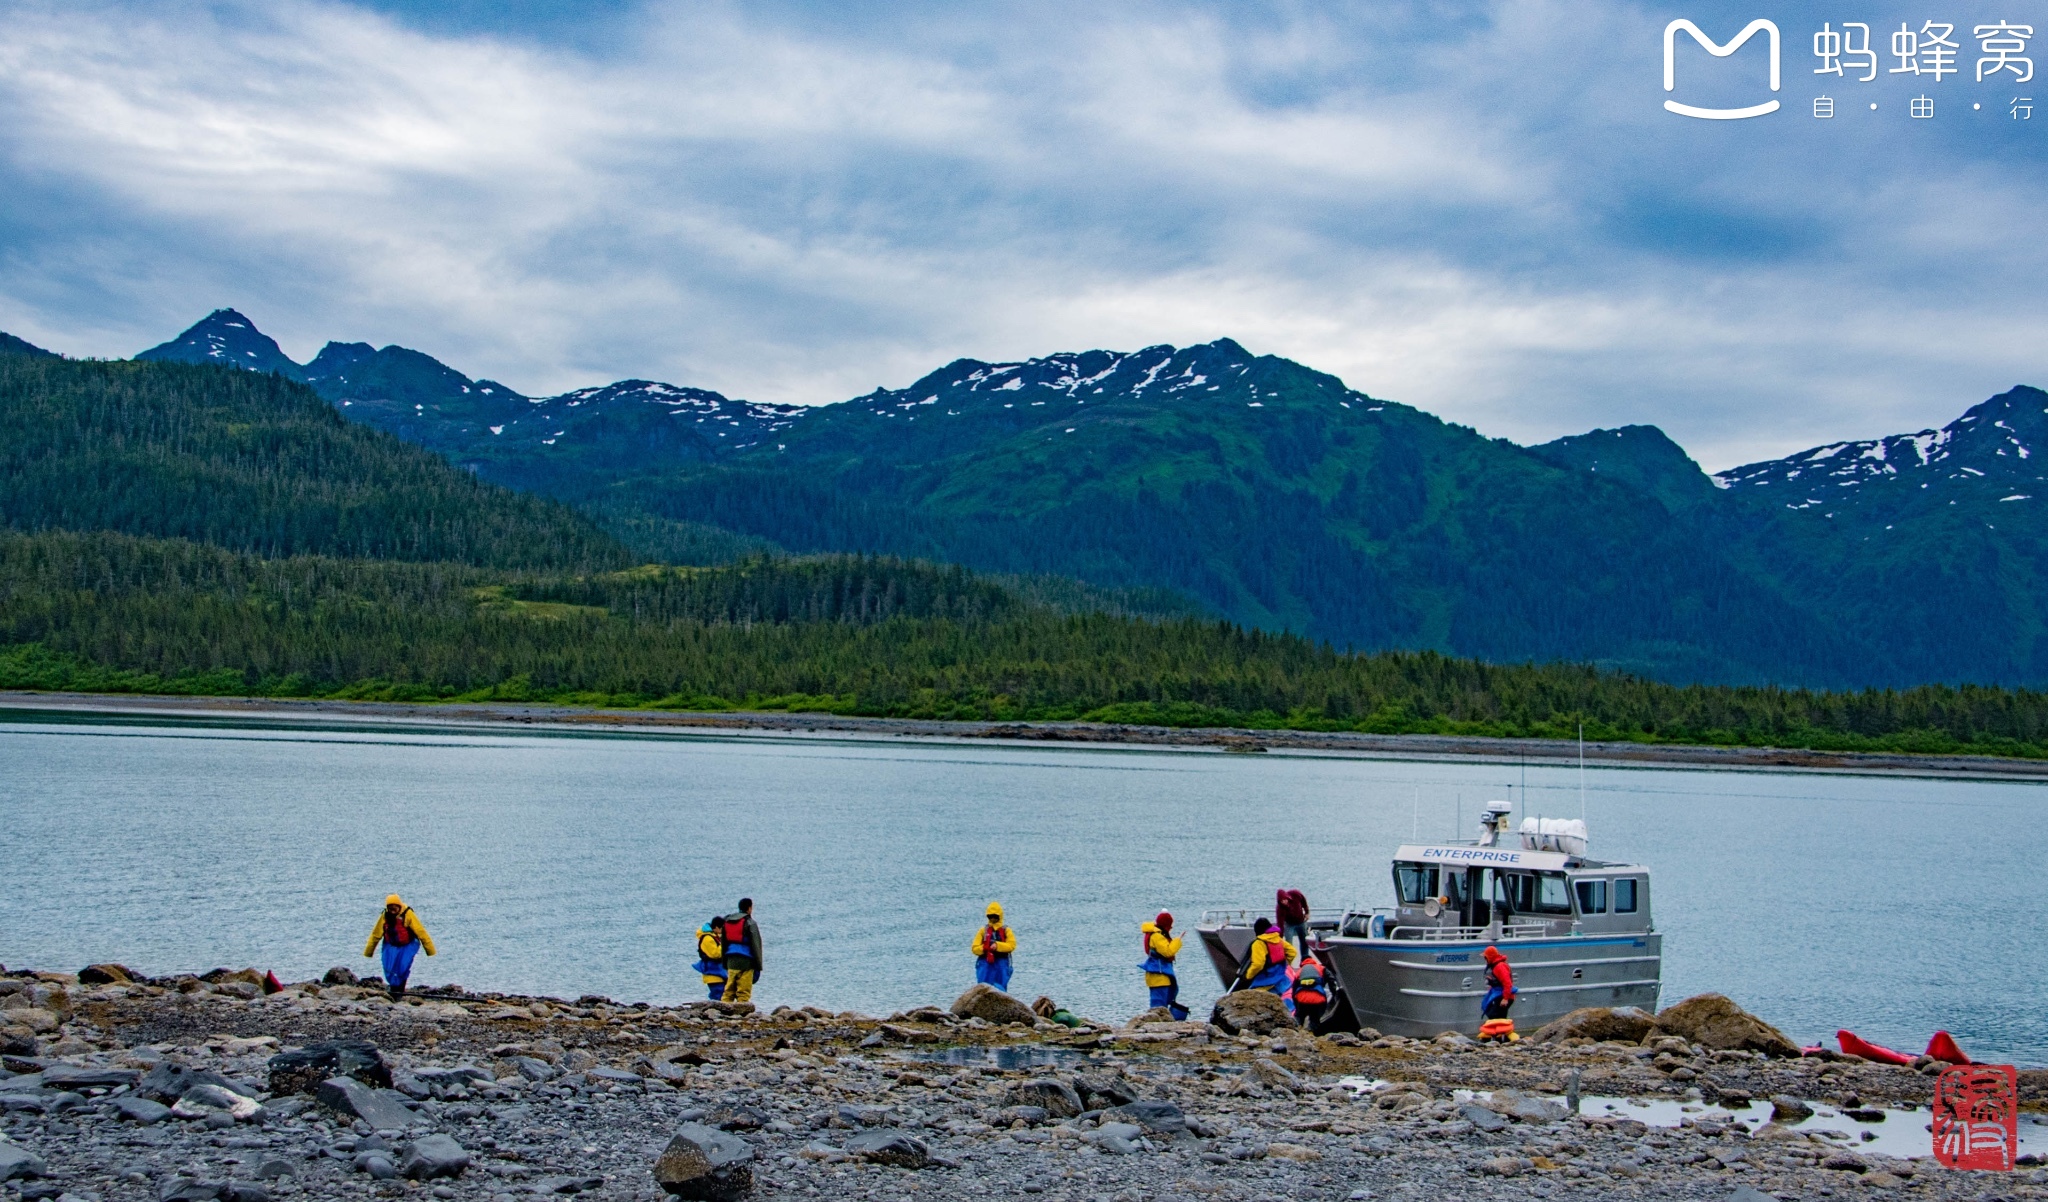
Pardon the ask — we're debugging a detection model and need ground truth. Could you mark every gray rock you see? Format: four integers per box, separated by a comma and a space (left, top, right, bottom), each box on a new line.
137, 1063, 247, 1105
1725, 1189, 1777, 1202
950, 984, 1037, 1026
1090, 1122, 1144, 1155
1104, 1100, 1186, 1135
1074, 1074, 1136, 1109
354, 1151, 397, 1179
587, 1067, 642, 1085
833, 1103, 888, 1127
253, 1158, 295, 1180
996, 1105, 1048, 1126
0, 1138, 47, 1180
1209, 990, 1291, 1036
531, 1175, 606, 1194
1529, 1006, 1658, 1044
267, 1040, 390, 1097
1004, 1078, 1082, 1119
156, 1178, 226, 1201
225, 1184, 271, 1202
41, 1065, 137, 1090
1460, 1104, 1508, 1133
654, 1123, 754, 1201
1769, 1095, 1814, 1123
845, 1128, 931, 1169
512, 1056, 557, 1082
401, 1133, 470, 1180
114, 1096, 173, 1124
177, 1083, 261, 1121
315, 1075, 417, 1130
1822, 1151, 1869, 1173
1249, 1058, 1300, 1092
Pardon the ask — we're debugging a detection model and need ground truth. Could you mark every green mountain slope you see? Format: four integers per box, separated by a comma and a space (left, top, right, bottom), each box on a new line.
1, 331, 58, 359
0, 356, 625, 570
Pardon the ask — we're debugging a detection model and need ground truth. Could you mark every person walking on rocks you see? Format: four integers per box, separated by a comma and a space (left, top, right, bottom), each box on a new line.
362, 894, 435, 1001
695, 916, 728, 1001
719, 899, 763, 1004
1479, 944, 1518, 1040
973, 902, 1017, 992
1139, 911, 1188, 1020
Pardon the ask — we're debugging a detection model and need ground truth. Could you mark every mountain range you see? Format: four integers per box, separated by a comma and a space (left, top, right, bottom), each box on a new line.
77, 310, 2048, 687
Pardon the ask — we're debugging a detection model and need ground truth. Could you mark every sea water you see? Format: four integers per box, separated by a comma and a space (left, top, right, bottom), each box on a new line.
0, 709, 2041, 1065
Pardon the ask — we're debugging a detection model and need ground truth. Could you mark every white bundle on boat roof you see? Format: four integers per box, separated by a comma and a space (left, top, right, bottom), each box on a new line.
1519, 816, 1588, 856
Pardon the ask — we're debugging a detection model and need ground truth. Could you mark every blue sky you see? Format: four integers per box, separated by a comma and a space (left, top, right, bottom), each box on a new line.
0, 0, 2042, 469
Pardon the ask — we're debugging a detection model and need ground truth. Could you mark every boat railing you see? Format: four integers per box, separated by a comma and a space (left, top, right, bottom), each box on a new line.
1199, 907, 1349, 927
1385, 921, 1553, 942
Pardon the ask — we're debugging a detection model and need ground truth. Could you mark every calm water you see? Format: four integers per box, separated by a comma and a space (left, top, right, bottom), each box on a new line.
1, 710, 2041, 1065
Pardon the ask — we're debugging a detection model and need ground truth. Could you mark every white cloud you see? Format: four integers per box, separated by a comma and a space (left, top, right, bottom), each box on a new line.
0, 0, 2041, 471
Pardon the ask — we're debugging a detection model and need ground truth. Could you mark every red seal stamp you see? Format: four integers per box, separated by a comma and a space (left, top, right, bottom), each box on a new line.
1931, 1063, 2018, 1171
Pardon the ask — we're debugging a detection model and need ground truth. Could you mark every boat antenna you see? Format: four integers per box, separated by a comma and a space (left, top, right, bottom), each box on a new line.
1579, 721, 1587, 822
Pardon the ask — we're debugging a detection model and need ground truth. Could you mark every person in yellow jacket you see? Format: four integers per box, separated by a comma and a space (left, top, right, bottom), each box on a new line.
973, 902, 1017, 991
694, 917, 728, 1001
363, 894, 435, 1001
1139, 911, 1189, 1020
1237, 917, 1294, 994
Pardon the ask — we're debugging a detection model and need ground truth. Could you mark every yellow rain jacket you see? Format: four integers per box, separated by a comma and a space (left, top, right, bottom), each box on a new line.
364, 906, 436, 957
1141, 922, 1182, 987
698, 928, 727, 984
973, 902, 1017, 958
1241, 930, 1293, 981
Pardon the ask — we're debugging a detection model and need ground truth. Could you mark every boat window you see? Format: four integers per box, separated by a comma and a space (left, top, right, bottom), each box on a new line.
1575, 878, 1607, 914
1499, 871, 1529, 913
1614, 877, 1639, 913
1394, 863, 1439, 904
1535, 872, 1573, 914
1443, 870, 1469, 905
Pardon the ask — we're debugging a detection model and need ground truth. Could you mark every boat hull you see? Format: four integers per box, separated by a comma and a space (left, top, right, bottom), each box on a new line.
1319, 933, 1662, 1038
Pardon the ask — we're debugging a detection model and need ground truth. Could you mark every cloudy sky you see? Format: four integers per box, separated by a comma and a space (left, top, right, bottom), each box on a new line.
0, 0, 2042, 469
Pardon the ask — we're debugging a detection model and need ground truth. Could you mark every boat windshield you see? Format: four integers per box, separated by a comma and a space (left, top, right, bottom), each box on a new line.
1394, 863, 1439, 904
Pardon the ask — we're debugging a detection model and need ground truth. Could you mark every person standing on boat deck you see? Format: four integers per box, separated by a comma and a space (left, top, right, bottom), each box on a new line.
695, 917, 728, 1001
973, 903, 1017, 991
1239, 917, 1295, 994
1276, 888, 1311, 958
719, 899, 764, 1004
362, 894, 435, 1002
1139, 912, 1188, 1020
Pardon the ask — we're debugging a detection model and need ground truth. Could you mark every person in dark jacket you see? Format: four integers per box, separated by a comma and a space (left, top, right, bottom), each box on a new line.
1276, 888, 1311, 959
719, 899, 764, 1003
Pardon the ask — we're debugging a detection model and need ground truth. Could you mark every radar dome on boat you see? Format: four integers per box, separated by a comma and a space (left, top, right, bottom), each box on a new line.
1519, 816, 1588, 856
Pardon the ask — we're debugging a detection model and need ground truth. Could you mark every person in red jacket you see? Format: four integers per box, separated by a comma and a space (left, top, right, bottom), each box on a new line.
1275, 888, 1311, 959
1479, 945, 1518, 1041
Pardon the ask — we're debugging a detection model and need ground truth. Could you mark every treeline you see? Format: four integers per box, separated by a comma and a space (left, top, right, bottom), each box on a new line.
4, 529, 2048, 758
0, 357, 623, 570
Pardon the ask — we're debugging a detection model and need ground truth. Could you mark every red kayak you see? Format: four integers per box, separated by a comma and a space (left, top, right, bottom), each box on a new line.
1837, 1030, 1915, 1065
1924, 1031, 1971, 1065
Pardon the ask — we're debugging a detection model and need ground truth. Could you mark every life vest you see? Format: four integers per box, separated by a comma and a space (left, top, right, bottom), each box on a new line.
1486, 958, 1515, 996
695, 930, 725, 976
1479, 1017, 1519, 1042
978, 926, 1012, 964
1243, 933, 1290, 990
384, 909, 415, 947
721, 916, 753, 961
1139, 927, 1177, 977
1291, 960, 1329, 1007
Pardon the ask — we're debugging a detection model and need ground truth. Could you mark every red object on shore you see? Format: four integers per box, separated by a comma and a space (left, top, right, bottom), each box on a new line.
1837, 1030, 1915, 1065
1925, 1031, 1972, 1065
262, 971, 283, 995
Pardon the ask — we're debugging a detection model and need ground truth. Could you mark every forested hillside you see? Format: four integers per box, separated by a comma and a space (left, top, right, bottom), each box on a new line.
0, 356, 625, 569
4, 528, 2046, 758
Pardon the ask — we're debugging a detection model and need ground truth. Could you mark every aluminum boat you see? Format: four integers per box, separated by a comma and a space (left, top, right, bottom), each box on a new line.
1196, 800, 1661, 1037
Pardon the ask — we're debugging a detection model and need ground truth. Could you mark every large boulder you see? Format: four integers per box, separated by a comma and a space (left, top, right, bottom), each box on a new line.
1209, 989, 1291, 1036
1005, 1078, 1083, 1118
845, 1129, 931, 1169
1529, 1006, 1658, 1045
0, 1137, 46, 1181
400, 1133, 470, 1180
950, 984, 1037, 1027
654, 1123, 754, 1201
137, 1062, 256, 1106
77, 964, 138, 986
1652, 994, 1800, 1057
268, 1040, 391, 1096
314, 1077, 418, 1131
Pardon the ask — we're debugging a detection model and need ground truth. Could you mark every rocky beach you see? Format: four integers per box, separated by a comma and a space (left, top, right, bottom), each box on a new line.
3, 967, 2045, 1202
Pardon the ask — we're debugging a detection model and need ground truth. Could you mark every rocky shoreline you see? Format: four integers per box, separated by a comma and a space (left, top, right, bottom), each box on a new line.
3, 966, 2045, 1202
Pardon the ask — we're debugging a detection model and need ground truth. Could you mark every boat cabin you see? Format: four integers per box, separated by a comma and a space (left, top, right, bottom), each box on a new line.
1344, 843, 1651, 940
